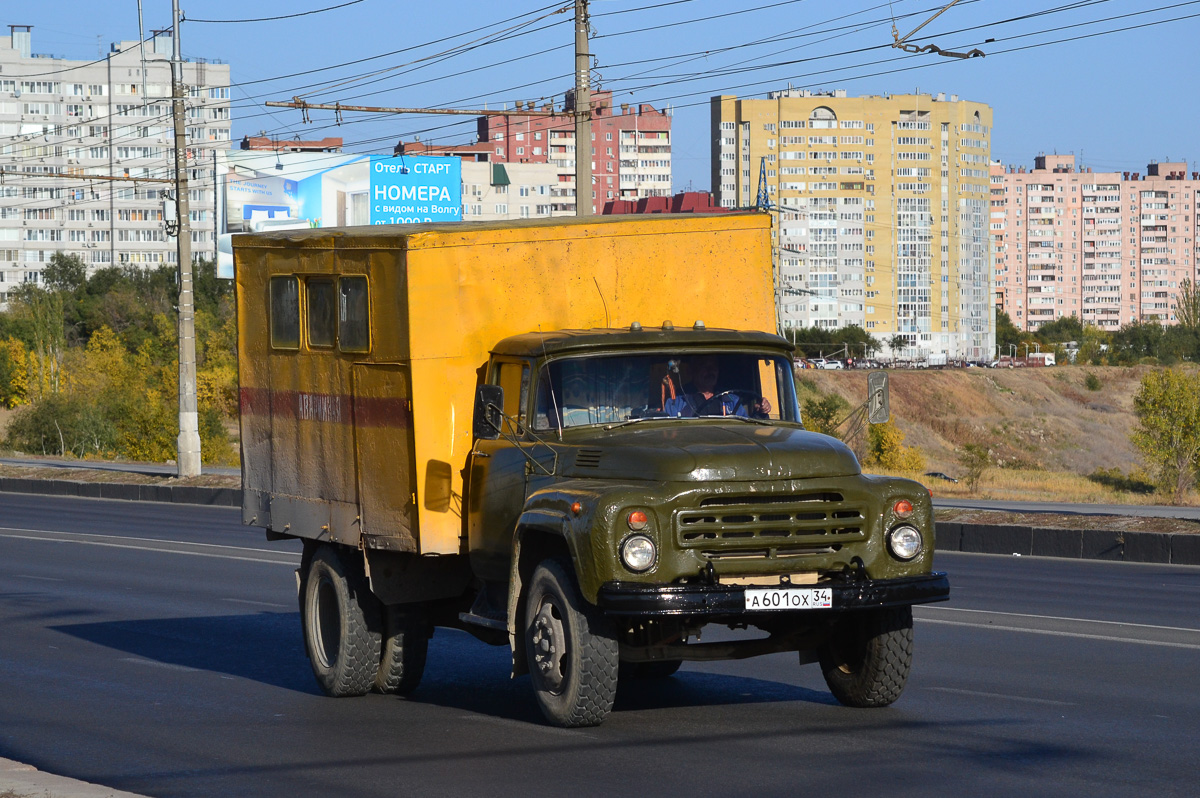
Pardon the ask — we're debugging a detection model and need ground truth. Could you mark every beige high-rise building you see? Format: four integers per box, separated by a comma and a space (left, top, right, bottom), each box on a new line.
712, 89, 994, 361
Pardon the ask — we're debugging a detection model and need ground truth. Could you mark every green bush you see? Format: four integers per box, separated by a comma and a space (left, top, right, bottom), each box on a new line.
1084, 372, 1102, 391
3, 393, 118, 457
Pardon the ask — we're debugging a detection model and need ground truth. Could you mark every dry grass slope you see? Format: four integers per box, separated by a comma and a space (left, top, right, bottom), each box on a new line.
799, 366, 1194, 503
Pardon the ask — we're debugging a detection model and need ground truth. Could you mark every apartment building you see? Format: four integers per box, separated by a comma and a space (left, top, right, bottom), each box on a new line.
476, 89, 672, 215
991, 154, 1199, 330
711, 89, 994, 360
0, 26, 230, 305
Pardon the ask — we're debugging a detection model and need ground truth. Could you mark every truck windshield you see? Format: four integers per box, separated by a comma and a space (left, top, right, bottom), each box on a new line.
532, 352, 800, 430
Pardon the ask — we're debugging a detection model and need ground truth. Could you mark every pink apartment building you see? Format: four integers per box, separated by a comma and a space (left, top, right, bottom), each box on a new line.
991, 154, 1198, 330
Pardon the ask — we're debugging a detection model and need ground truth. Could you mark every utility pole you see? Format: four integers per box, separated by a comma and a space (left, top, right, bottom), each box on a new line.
171, 0, 201, 478
574, 0, 592, 216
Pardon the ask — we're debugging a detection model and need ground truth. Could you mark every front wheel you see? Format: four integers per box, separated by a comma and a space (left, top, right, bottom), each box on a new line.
817, 605, 913, 708
524, 559, 619, 727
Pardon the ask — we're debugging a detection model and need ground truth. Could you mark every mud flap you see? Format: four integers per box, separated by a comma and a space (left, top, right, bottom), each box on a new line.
507, 535, 528, 677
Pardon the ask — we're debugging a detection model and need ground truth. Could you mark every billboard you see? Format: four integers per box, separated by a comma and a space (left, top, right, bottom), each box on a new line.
369, 155, 462, 224
226, 175, 299, 225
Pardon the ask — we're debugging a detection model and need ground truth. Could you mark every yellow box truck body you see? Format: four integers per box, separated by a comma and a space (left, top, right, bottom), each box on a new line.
235, 213, 775, 556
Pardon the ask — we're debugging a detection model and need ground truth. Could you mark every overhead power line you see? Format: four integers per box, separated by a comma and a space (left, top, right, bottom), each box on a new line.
183, 0, 366, 24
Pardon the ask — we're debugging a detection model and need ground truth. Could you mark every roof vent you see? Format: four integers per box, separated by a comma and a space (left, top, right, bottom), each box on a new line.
662, 320, 674, 331
693, 320, 706, 330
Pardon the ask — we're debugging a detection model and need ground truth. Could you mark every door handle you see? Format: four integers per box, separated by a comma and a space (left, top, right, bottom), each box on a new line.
472, 450, 491, 458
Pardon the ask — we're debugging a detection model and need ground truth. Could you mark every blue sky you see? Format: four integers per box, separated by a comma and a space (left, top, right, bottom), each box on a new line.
12, 1, 1200, 189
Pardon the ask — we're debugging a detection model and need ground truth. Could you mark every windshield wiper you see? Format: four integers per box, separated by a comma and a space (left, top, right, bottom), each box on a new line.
603, 415, 674, 430
696, 414, 774, 426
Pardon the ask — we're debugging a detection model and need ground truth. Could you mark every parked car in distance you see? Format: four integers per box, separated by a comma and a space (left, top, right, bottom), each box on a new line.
821, 359, 844, 370
924, 471, 959, 483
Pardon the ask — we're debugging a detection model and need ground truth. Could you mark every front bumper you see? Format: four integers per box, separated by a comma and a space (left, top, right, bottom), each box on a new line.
596, 572, 949, 617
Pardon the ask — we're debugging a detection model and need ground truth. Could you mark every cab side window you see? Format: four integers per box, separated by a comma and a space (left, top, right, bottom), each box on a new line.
492, 360, 530, 429
270, 276, 300, 350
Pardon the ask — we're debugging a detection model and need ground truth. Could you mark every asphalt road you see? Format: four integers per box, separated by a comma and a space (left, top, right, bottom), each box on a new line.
2, 494, 1198, 797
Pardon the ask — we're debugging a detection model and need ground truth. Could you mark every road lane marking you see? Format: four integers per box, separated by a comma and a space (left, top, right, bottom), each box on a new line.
120, 657, 199, 673
223, 598, 289, 609
922, 606, 1200, 635
917, 617, 1200, 651
925, 687, 1074, 706
0, 527, 299, 566
12, 574, 64, 582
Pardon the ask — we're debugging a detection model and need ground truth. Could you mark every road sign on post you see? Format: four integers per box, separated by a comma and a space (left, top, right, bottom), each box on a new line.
867, 371, 890, 424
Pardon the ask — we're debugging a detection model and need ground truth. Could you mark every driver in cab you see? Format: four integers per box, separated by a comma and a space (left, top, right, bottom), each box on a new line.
662, 355, 771, 418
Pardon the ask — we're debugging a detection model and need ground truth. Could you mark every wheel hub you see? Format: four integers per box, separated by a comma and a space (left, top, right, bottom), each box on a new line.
531, 599, 566, 693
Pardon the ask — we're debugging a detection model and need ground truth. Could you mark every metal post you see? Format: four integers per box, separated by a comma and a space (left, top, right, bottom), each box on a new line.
171, 0, 201, 477
574, 0, 591, 216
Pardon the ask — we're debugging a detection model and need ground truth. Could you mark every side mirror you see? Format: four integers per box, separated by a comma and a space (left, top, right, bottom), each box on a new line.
473, 384, 504, 440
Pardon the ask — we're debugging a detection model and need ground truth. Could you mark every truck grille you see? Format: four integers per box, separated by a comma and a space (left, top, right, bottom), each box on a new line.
675, 492, 866, 560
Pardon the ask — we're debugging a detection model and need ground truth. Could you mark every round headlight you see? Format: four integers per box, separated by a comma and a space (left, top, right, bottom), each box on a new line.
888, 525, 923, 561
621, 534, 657, 572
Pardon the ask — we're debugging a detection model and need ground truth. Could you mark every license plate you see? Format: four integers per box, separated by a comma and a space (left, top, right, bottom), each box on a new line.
744, 587, 833, 611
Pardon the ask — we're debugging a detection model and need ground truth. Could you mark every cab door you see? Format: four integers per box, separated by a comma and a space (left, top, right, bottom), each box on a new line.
467, 359, 532, 582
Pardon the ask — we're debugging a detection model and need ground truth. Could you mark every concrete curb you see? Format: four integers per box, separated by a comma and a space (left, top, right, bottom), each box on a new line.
0, 475, 241, 507
0, 758, 150, 798
938, 521, 1200, 566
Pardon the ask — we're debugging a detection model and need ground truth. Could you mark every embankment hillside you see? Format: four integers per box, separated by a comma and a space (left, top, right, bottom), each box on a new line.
799, 365, 1176, 479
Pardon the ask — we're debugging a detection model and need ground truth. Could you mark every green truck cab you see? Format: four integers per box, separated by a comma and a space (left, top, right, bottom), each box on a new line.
464, 324, 947, 726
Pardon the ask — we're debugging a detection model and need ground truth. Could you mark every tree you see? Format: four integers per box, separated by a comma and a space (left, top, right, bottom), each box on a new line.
1035, 314, 1083, 344
1131, 368, 1200, 503
1112, 321, 1165, 363
6, 283, 66, 400
957, 444, 991, 492
865, 418, 925, 472
995, 310, 1022, 351
42, 252, 88, 293
803, 394, 848, 436
1177, 278, 1200, 333
887, 334, 908, 361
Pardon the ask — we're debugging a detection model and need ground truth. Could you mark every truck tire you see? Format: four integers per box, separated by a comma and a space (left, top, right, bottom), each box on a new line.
524, 558, 619, 727
302, 545, 382, 697
619, 659, 683, 679
374, 606, 428, 696
818, 605, 913, 708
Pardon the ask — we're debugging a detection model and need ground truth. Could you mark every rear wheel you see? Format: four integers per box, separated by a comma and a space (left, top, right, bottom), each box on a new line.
302, 545, 382, 697
374, 606, 428, 696
818, 605, 913, 708
524, 559, 619, 727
